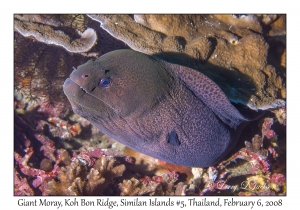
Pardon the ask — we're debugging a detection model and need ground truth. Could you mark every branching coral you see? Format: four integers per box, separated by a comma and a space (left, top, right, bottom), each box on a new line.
119, 178, 145, 195
119, 171, 182, 196
46, 155, 125, 195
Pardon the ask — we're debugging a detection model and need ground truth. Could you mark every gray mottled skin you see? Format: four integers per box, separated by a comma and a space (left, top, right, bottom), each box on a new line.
63, 49, 248, 167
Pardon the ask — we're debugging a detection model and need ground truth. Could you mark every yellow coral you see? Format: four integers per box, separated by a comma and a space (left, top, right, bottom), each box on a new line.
119, 178, 141, 196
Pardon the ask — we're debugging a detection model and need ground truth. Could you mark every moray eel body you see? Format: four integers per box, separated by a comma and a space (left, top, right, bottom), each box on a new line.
63, 49, 248, 167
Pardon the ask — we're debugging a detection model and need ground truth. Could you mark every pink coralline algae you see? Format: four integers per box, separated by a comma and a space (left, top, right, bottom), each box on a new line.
71, 147, 104, 167
14, 147, 61, 195
262, 117, 275, 139
14, 135, 119, 196
269, 173, 285, 183
218, 134, 269, 175
14, 101, 71, 195
34, 134, 56, 161
48, 116, 82, 138
14, 169, 35, 196
265, 130, 276, 139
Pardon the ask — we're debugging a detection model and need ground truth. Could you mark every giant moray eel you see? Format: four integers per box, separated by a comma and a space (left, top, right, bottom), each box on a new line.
63, 49, 249, 167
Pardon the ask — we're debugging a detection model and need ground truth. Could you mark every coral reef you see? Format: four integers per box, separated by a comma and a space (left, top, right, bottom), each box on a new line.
89, 14, 286, 110
14, 14, 286, 196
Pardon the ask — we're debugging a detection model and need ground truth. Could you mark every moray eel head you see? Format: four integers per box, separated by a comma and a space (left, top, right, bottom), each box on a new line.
64, 50, 170, 117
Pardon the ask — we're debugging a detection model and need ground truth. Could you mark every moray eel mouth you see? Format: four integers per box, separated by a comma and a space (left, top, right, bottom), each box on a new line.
63, 78, 86, 108
63, 77, 116, 119
63, 78, 100, 115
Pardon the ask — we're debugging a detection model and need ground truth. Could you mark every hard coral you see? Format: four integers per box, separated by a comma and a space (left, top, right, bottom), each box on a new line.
46, 155, 125, 195
119, 171, 181, 196
14, 15, 97, 53
89, 14, 286, 111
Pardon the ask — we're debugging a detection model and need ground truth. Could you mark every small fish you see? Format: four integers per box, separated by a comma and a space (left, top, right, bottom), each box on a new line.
63, 49, 248, 167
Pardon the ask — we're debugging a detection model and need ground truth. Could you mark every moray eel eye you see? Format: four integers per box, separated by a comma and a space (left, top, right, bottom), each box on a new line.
99, 77, 111, 88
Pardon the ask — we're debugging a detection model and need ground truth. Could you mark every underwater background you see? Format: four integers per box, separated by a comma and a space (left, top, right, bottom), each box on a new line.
13, 14, 286, 196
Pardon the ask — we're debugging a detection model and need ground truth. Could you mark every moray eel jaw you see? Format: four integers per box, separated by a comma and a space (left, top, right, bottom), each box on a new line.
63, 78, 84, 111
63, 77, 114, 119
